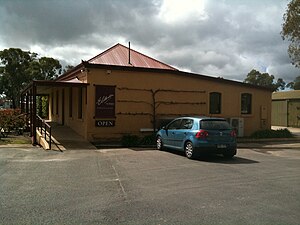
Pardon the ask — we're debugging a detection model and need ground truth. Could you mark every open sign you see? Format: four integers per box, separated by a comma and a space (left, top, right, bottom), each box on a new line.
95, 120, 115, 127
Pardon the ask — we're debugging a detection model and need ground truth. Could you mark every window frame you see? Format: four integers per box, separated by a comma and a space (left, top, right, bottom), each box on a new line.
209, 92, 222, 114
167, 119, 182, 130
180, 119, 194, 129
241, 93, 252, 115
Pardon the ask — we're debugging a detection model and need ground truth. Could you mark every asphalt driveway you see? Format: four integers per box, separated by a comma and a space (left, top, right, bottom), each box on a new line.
0, 143, 299, 224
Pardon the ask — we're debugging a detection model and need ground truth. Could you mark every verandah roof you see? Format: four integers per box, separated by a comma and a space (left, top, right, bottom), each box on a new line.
22, 79, 89, 96
20, 79, 89, 147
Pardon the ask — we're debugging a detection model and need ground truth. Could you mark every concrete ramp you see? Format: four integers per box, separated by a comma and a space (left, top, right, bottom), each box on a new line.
49, 124, 96, 151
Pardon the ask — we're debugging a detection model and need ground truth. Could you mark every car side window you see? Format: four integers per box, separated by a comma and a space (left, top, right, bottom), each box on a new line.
180, 119, 194, 129
167, 119, 182, 129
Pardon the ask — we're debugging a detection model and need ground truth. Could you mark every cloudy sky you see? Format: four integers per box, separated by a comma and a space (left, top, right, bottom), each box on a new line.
0, 0, 298, 83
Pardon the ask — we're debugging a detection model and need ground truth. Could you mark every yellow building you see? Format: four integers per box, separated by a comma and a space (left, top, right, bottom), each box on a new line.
22, 43, 272, 146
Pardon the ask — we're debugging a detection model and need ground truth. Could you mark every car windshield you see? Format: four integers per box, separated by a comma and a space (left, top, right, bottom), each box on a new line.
200, 120, 231, 130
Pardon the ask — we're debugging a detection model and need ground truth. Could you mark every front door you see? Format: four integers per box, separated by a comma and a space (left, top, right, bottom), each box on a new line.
173, 119, 194, 148
163, 119, 181, 147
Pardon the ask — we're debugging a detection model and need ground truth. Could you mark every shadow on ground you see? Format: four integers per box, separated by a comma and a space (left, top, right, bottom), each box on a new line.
196, 155, 259, 164
149, 148, 259, 164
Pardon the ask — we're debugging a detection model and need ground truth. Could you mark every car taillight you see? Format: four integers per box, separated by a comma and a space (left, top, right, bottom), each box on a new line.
230, 130, 237, 137
195, 130, 208, 139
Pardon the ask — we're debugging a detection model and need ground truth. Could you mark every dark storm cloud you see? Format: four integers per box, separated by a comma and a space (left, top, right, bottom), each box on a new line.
0, 0, 298, 83
1, 0, 94, 46
0, 0, 160, 47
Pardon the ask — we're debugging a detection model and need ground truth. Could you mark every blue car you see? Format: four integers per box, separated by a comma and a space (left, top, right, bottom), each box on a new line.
156, 117, 237, 159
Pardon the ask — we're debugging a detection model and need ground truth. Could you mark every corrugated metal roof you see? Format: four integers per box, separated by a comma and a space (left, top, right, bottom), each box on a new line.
272, 90, 300, 100
88, 43, 178, 71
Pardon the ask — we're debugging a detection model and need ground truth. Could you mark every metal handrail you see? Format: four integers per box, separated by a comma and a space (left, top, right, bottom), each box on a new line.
36, 115, 52, 149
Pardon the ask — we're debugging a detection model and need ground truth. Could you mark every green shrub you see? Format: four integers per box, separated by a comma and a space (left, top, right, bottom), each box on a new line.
121, 134, 156, 147
121, 135, 140, 147
250, 129, 293, 139
0, 109, 27, 137
139, 134, 156, 145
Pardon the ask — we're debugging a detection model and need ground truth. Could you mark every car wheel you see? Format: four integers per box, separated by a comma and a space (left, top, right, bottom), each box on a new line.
156, 136, 164, 150
185, 141, 195, 159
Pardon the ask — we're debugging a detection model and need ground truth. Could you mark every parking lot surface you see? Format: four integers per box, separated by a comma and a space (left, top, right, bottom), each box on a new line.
0, 143, 299, 224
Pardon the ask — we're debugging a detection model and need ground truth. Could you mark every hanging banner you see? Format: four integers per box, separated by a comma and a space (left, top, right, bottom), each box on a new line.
95, 85, 115, 118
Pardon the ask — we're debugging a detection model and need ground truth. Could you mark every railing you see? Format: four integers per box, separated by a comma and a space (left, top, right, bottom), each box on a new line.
36, 115, 52, 149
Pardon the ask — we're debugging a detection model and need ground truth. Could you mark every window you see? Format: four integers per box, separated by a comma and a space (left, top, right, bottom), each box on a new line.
200, 119, 231, 130
167, 119, 182, 129
241, 93, 252, 114
180, 119, 194, 129
209, 92, 221, 114
78, 87, 83, 119
69, 88, 72, 117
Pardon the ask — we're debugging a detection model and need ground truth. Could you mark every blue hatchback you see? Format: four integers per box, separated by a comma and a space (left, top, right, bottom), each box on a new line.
156, 117, 237, 159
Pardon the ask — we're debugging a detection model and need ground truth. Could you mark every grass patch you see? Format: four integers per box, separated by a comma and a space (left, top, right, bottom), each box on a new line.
0, 135, 31, 145
250, 129, 293, 139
